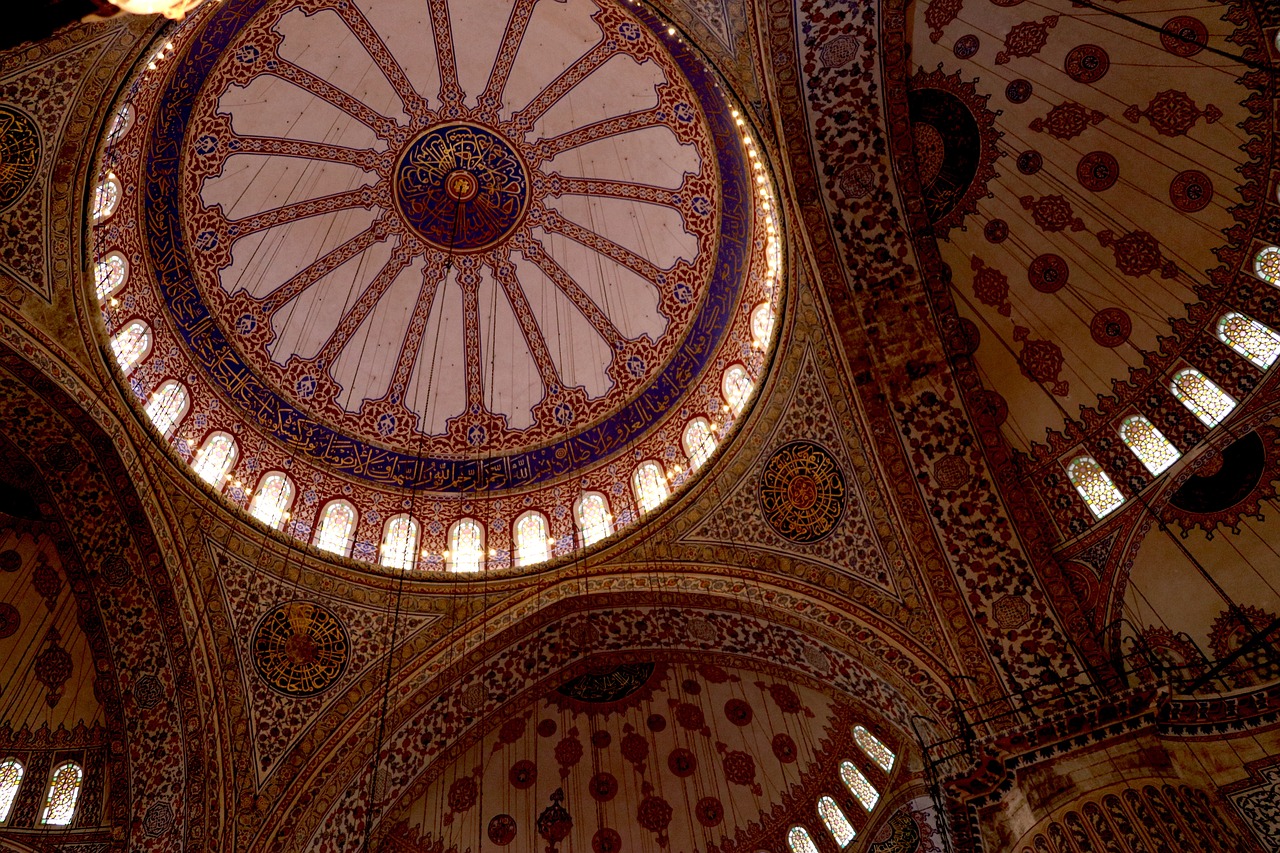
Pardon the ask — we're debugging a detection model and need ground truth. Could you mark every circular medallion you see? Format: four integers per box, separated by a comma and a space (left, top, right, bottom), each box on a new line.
953, 34, 980, 59
1064, 44, 1110, 83
0, 106, 39, 214
251, 603, 349, 697
1076, 151, 1119, 192
589, 772, 618, 802
488, 814, 517, 846
983, 219, 1009, 243
0, 550, 20, 573
1028, 253, 1069, 293
1017, 150, 1043, 175
0, 603, 18, 639
759, 441, 846, 543
593, 828, 623, 853
1090, 308, 1131, 347
394, 123, 529, 252
1161, 16, 1208, 57
1170, 169, 1213, 212
1004, 79, 1033, 104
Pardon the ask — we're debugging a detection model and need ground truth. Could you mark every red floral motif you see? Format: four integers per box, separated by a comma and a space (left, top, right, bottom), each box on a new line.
1030, 102, 1105, 140
448, 777, 478, 814
995, 15, 1057, 65
593, 828, 622, 853
1064, 44, 1109, 83
934, 455, 972, 490
1090, 308, 1131, 348
972, 389, 1009, 427
1124, 90, 1221, 137
495, 715, 527, 750
1160, 16, 1208, 57
680, 678, 701, 695
697, 663, 731, 683
1028, 253, 1069, 293
717, 742, 762, 794
636, 795, 673, 833
926, 0, 964, 42
555, 731, 583, 778
509, 759, 537, 789
671, 700, 709, 734
589, 772, 618, 802
771, 732, 798, 763
724, 698, 753, 726
1076, 151, 1119, 192
970, 256, 1011, 315
0, 603, 18, 640
31, 554, 60, 612
1020, 195, 1085, 232
696, 797, 725, 827
488, 814, 518, 846
757, 680, 807, 714
33, 627, 71, 707
1169, 170, 1213, 212
837, 166, 875, 200
621, 726, 649, 771
1013, 326, 1069, 396
1097, 229, 1178, 278
667, 748, 696, 777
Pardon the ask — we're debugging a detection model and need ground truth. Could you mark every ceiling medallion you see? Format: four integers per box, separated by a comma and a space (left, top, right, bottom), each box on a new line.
252, 602, 350, 697
0, 106, 39, 214
758, 441, 846, 543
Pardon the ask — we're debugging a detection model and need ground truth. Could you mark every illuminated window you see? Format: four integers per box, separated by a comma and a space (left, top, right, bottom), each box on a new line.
0, 759, 21, 823
315, 500, 357, 557
107, 104, 133, 142
632, 461, 669, 514
448, 518, 484, 572
95, 251, 128, 301
514, 511, 550, 568
249, 472, 294, 530
144, 380, 189, 438
380, 514, 419, 570
722, 364, 751, 414
1254, 246, 1280, 287
1171, 368, 1236, 427
1067, 456, 1124, 519
840, 760, 880, 811
1217, 312, 1280, 370
575, 492, 613, 547
39, 761, 81, 826
1119, 416, 1179, 476
854, 726, 895, 772
92, 172, 121, 222
818, 796, 856, 847
192, 431, 237, 487
683, 417, 716, 469
787, 826, 820, 853
751, 302, 774, 347
111, 320, 151, 374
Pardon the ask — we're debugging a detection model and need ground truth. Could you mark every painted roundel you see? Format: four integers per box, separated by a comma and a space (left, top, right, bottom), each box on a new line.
758, 441, 846, 543
0, 106, 39, 214
1170, 170, 1214, 212
251, 602, 350, 697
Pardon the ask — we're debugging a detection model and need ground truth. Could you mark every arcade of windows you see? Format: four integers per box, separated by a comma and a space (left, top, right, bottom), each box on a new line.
0, 758, 82, 827
786, 726, 897, 852
1067, 252, 1280, 519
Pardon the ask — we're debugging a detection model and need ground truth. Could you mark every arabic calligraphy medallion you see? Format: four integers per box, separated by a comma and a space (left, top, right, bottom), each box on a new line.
758, 441, 846, 543
252, 602, 350, 697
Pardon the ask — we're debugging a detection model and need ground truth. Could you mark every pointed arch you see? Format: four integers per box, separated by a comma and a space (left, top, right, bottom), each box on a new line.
39, 760, 82, 826
249, 472, 295, 530
632, 461, 668, 514
380, 514, 419, 570
574, 491, 613, 546
514, 510, 550, 567
722, 363, 752, 414
683, 417, 716, 470
315, 500, 357, 557
448, 518, 484, 572
110, 320, 151, 374
192, 431, 238, 488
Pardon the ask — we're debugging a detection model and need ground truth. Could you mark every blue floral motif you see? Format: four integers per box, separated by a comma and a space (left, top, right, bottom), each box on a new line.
195, 135, 218, 156
376, 413, 397, 437
194, 230, 219, 251
295, 375, 317, 398
674, 102, 694, 123
619, 22, 641, 41
235, 314, 256, 335
235, 44, 259, 64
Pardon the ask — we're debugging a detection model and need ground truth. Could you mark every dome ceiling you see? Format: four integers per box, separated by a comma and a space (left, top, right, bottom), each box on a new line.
93, 0, 781, 569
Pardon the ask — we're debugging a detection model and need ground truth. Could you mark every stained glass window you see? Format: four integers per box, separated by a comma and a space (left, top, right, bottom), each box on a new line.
1119, 416, 1180, 476
448, 518, 484, 572
854, 726, 895, 771
92, 172, 121, 222
250, 472, 294, 530
840, 760, 880, 811
0, 759, 21, 823
633, 461, 668, 514
315, 500, 357, 557
1171, 368, 1236, 428
111, 320, 151, 374
39, 761, 81, 826
192, 432, 237, 487
144, 380, 189, 438
95, 252, 128, 301
1067, 456, 1124, 519
723, 364, 751, 414
751, 302, 774, 347
515, 511, 550, 567
1254, 246, 1280, 287
683, 417, 716, 470
1217, 312, 1280, 370
787, 826, 820, 853
818, 796, 857, 847
380, 514, 419, 570
107, 104, 133, 142
575, 492, 613, 546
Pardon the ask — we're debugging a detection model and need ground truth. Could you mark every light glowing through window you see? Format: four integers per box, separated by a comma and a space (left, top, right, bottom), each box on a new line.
515, 511, 550, 567
751, 302, 774, 347
722, 364, 751, 414
380, 514, 419, 570
449, 518, 484, 572
315, 500, 357, 557
144, 380, 188, 438
1119, 416, 1179, 476
853, 726, 895, 772
39, 761, 81, 826
787, 826, 820, 853
840, 760, 880, 811
818, 796, 857, 847
1171, 368, 1236, 428
95, 252, 128, 301
111, 320, 151, 374
250, 472, 294, 530
1067, 456, 1125, 519
0, 759, 22, 823
1254, 246, 1280, 287
683, 417, 716, 469
633, 461, 669, 514
92, 172, 121, 222
192, 431, 237, 487
1217, 312, 1280, 370
575, 492, 613, 547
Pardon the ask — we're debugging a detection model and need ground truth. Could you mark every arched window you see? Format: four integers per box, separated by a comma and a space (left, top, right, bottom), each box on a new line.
818, 796, 857, 847
144, 380, 189, 438
787, 826, 820, 853
1217, 312, 1280, 370
1067, 456, 1124, 519
632, 461, 669, 514
0, 759, 22, 823
1254, 245, 1280, 287
95, 251, 128, 301
1171, 368, 1236, 427
575, 492, 613, 547
751, 302, 774, 347
839, 760, 880, 811
249, 472, 294, 530
380, 514, 419, 570
853, 725, 896, 772
92, 172, 121, 222
107, 104, 134, 143
683, 417, 716, 470
111, 320, 151, 374
1119, 416, 1180, 476
448, 518, 484, 572
722, 364, 752, 415
39, 761, 81, 826
314, 500, 357, 557
514, 511, 550, 568
192, 431, 237, 487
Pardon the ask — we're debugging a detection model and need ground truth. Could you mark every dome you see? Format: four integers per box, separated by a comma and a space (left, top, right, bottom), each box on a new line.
91, 0, 781, 571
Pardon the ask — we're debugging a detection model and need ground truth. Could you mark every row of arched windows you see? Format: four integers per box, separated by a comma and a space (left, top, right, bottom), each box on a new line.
0, 758, 81, 826
787, 727, 896, 852
1068, 296, 1280, 519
